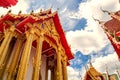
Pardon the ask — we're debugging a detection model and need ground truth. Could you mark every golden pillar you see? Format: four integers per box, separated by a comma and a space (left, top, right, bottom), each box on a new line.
0, 38, 16, 79
16, 29, 34, 80
6, 37, 24, 80
32, 34, 44, 80
0, 25, 15, 70
62, 57, 68, 80
56, 47, 63, 80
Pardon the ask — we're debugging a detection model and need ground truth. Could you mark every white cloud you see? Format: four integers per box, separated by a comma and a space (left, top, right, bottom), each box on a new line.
0, 0, 120, 79
67, 66, 80, 80
66, 26, 108, 54
66, 0, 120, 54
92, 52, 120, 74
67, 66, 87, 80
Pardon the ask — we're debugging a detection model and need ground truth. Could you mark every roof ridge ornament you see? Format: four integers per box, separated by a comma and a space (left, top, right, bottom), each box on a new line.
1, 15, 3, 18
85, 64, 88, 71
30, 10, 34, 15
50, 4, 53, 9
7, 10, 12, 14
100, 7, 111, 15
92, 16, 104, 24
18, 11, 22, 15
105, 64, 109, 75
115, 64, 120, 77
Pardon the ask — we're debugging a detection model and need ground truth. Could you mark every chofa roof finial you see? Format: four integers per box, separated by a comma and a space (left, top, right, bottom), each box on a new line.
30, 10, 34, 15
18, 10, 22, 15
100, 7, 111, 15
7, 10, 11, 14
92, 16, 103, 24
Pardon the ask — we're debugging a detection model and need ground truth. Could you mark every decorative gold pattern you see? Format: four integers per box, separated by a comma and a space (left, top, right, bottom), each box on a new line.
0, 9, 70, 80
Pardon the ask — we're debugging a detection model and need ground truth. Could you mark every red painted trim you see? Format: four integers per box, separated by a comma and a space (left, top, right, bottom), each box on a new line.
53, 13, 74, 60
0, 0, 17, 8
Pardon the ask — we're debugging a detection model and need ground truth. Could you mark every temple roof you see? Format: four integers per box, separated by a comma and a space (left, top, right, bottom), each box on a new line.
0, 9, 74, 60
100, 10, 120, 59
84, 65, 104, 80
105, 18, 120, 33
104, 10, 120, 33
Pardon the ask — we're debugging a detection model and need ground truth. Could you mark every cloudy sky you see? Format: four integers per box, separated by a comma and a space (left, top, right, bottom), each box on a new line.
1, 0, 120, 80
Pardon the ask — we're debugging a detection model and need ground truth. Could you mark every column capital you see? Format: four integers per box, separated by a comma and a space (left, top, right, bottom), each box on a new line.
57, 46, 62, 53
40, 31, 44, 37
62, 56, 67, 62
9, 25, 15, 32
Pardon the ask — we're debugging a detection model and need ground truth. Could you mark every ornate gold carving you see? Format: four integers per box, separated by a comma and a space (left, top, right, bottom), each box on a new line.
6, 38, 24, 80
0, 38, 15, 79
0, 25, 15, 69
62, 57, 68, 80
32, 34, 44, 80
56, 46, 63, 80
16, 29, 34, 80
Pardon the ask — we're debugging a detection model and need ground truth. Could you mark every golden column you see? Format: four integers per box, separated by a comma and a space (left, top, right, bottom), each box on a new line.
0, 38, 16, 79
32, 33, 44, 80
56, 47, 63, 80
0, 25, 15, 69
6, 37, 24, 80
16, 28, 34, 80
62, 57, 68, 80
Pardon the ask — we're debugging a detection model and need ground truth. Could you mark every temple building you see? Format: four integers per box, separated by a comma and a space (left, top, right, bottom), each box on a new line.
84, 63, 120, 80
84, 1, 120, 79
93, 9, 120, 60
84, 62, 105, 80
0, 9, 74, 80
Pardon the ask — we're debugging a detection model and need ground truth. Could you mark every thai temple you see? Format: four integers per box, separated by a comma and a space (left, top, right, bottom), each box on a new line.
1, 0, 120, 80
84, 63, 120, 80
88, 8, 120, 80
0, 2, 74, 80
94, 9, 120, 60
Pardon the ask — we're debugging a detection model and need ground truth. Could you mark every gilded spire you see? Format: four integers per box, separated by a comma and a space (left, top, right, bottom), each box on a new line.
116, 64, 120, 77
85, 64, 88, 71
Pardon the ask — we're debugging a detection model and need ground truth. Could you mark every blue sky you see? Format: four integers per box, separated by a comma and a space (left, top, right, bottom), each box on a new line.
0, 0, 120, 80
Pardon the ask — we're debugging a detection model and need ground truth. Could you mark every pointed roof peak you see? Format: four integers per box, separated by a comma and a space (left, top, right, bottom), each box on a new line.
100, 7, 111, 15
92, 16, 104, 24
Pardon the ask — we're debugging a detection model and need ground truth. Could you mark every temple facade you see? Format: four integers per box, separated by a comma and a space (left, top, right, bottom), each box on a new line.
0, 9, 74, 80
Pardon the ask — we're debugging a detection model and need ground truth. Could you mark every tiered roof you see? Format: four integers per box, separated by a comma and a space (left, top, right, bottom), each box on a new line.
84, 64, 104, 80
